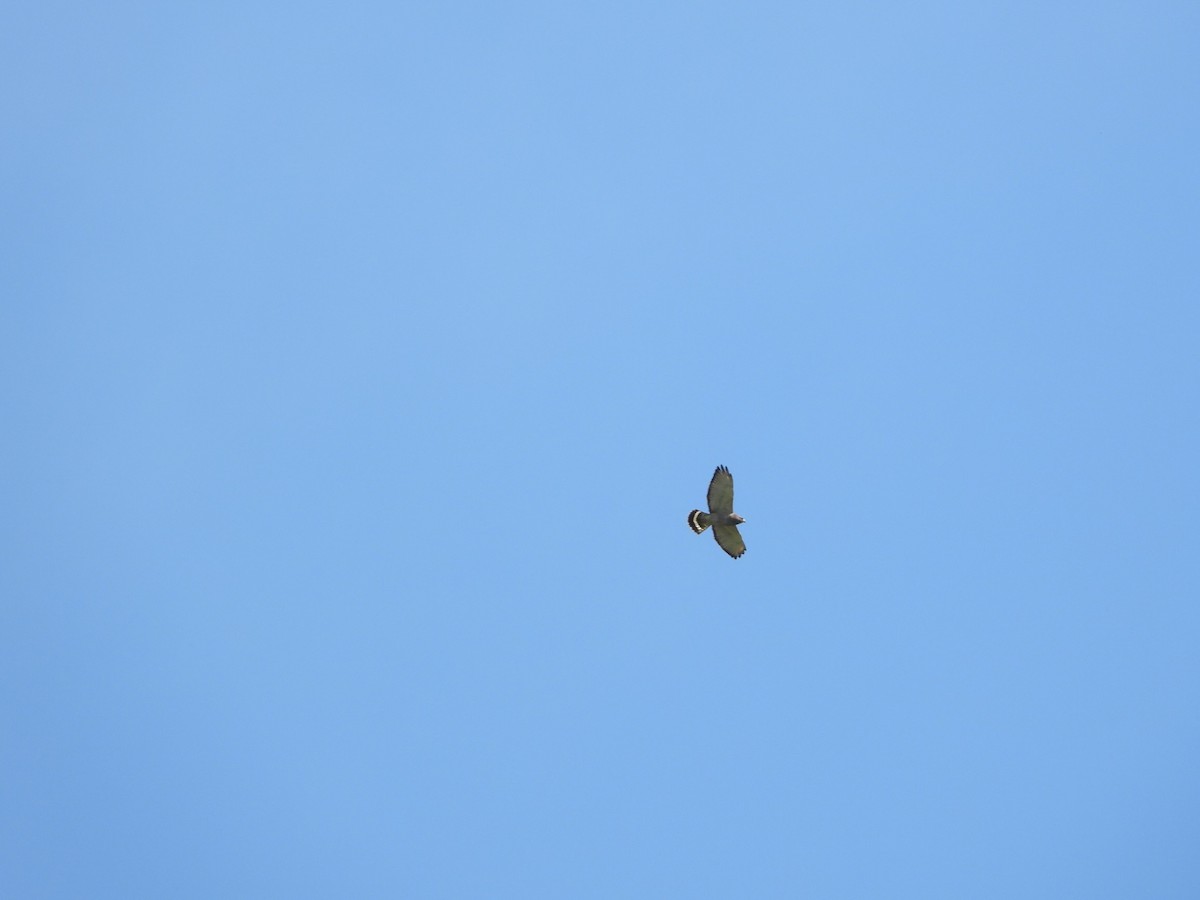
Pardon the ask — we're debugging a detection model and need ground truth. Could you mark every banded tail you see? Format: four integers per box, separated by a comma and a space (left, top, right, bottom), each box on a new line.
687, 509, 711, 534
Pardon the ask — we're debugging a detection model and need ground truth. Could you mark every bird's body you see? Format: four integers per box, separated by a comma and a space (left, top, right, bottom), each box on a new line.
688, 465, 747, 558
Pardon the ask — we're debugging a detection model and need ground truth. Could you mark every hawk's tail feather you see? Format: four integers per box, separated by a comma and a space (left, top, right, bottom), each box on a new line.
688, 510, 711, 534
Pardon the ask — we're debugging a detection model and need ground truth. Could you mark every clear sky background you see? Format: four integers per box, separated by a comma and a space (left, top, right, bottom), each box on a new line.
4, 2, 1199, 897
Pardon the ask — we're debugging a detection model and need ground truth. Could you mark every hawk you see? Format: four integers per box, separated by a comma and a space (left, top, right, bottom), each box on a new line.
688, 465, 747, 559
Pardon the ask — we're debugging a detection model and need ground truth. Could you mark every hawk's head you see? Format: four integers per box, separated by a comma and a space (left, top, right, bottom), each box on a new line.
730, 514, 746, 525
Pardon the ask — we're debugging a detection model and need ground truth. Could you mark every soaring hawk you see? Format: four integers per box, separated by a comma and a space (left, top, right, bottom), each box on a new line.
688, 465, 747, 559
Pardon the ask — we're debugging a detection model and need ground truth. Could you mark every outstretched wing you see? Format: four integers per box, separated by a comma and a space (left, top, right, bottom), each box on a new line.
712, 524, 746, 559
707, 465, 735, 516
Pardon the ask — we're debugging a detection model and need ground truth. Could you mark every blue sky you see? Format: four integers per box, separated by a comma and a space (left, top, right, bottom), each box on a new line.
4, 1, 1199, 897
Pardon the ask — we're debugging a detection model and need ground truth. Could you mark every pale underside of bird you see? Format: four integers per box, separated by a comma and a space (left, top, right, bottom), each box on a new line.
688, 464, 746, 559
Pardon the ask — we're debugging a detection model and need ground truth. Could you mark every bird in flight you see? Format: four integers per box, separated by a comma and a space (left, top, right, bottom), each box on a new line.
687, 465, 747, 559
